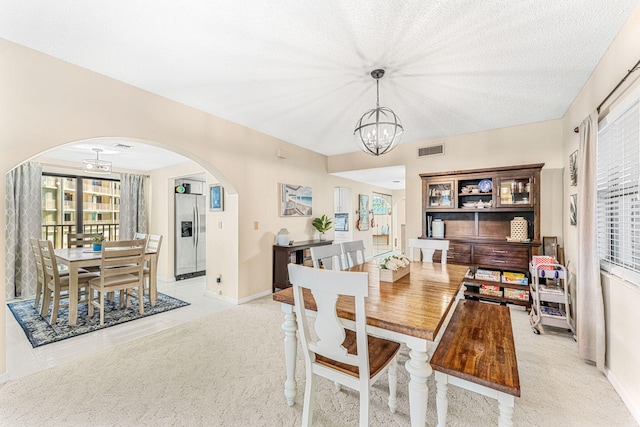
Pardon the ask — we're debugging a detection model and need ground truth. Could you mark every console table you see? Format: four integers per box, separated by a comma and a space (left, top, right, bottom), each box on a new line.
272, 240, 333, 292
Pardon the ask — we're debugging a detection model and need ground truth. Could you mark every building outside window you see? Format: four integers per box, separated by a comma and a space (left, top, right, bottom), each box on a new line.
41, 174, 120, 248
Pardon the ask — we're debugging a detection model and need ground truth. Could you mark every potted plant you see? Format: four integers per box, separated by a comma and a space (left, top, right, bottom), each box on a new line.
92, 234, 105, 251
312, 215, 333, 241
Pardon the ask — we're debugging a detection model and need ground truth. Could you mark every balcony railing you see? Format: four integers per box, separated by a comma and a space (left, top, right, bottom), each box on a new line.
41, 223, 119, 249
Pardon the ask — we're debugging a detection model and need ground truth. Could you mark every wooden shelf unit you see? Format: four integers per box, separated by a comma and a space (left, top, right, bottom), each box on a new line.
272, 240, 333, 292
421, 164, 544, 307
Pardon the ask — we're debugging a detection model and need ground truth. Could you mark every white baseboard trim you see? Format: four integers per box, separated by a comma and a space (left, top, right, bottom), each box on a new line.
204, 289, 237, 305
238, 289, 272, 305
0, 371, 9, 384
605, 366, 640, 424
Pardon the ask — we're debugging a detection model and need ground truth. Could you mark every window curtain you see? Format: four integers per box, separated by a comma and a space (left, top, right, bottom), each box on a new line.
5, 162, 42, 300
119, 173, 148, 240
577, 111, 606, 371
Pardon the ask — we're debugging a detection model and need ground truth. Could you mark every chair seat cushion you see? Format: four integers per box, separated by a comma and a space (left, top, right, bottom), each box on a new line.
89, 273, 140, 288
316, 329, 400, 378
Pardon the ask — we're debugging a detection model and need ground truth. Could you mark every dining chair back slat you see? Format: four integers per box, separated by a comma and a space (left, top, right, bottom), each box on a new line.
310, 244, 346, 270
408, 238, 450, 264
67, 233, 102, 248
340, 240, 366, 268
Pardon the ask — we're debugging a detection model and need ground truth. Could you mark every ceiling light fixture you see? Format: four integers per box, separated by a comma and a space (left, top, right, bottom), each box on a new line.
82, 148, 112, 174
354, 69, 404, 156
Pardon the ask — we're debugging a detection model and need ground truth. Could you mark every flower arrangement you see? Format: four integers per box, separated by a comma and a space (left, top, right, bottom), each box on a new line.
379, 254, 410, 271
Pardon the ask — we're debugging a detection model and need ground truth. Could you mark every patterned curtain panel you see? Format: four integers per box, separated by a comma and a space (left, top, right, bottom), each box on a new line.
119, 173, 148, 240
5, 162, 42, 300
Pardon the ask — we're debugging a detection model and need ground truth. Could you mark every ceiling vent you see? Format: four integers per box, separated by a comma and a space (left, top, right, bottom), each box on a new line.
417, 144, 444, 158
113, 143, 132, 150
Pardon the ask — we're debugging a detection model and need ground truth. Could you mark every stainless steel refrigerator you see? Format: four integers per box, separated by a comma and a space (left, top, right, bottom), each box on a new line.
175, 193, 206, 280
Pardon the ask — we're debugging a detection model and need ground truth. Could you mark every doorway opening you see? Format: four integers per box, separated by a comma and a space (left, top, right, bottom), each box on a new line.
372, 192, 392, 256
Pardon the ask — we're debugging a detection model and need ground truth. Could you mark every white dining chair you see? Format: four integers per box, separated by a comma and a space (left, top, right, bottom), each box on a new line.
310, 244, 346, 270
408, 238, 450, 263
341, 240, 366, 268
288, 263, 400, 426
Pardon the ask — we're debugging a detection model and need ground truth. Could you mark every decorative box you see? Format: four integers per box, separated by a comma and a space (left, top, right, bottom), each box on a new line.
531, 255, 557, 271
479, 284, 503, 297
504, 288, 530, 301
502, 271, 528, 285
379, 264, 410, 282
475, 268, 501, 282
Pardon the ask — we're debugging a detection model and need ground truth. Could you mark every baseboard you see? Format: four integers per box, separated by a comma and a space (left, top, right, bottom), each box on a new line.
238, 289, 272, 305
605, 366, 640, 424
0, 371, 9, 384
202, 289, 271, 305
204, 289, 237, 305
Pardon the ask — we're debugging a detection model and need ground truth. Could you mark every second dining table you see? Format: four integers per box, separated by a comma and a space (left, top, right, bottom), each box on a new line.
272, 260, 469, 427
54, 246, 159, 326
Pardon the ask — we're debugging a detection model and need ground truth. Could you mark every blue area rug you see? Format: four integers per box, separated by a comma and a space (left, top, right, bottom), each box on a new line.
7, 293, 190, 348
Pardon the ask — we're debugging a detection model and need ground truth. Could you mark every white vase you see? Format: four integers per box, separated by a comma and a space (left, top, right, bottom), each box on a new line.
319, 232, 326, 241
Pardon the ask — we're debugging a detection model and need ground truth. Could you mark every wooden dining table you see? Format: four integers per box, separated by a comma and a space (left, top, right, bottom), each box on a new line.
54, 247, 159, 326
272, 261, 469, 427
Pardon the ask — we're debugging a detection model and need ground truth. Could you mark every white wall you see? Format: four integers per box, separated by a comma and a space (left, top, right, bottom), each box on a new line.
561, 3, 640, 421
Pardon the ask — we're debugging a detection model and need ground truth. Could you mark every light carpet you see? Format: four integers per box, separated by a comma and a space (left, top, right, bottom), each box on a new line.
0, 296, 635, 426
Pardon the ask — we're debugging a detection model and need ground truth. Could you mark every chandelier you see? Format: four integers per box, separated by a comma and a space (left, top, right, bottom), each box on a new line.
354, 69, 403, 156
82, 148, 112, 174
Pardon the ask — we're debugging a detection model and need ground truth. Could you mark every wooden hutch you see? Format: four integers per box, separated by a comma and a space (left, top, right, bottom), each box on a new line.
420, 163, 544, 308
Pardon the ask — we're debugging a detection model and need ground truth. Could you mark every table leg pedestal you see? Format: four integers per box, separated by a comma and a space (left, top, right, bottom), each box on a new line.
281, 304, 298, 406
405, 336, 432, 427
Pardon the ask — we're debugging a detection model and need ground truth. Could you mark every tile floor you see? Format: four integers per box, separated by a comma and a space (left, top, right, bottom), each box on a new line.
5, 276, 235, 380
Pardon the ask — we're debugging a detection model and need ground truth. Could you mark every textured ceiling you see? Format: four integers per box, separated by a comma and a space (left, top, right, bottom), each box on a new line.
1, 1, 638, 168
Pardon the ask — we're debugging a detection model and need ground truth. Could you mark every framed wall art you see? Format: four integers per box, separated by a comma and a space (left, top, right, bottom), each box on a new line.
209, 184, 224, 211
569, 150, 578, 186
570, 194, 577, 226
280, 183, 312, 217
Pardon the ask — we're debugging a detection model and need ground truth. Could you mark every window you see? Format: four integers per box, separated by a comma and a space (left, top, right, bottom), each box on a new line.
41, 174, 121, 248
597, 90, 640, 286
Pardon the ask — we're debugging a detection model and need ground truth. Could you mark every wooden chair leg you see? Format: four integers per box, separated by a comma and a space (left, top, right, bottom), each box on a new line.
388, 357, 398, 413
138, 286, 144, 314
88, 288, 94, 318
40, 289, 52, 318
99, 290, 105, 325
49, 295, 60, 325
34, 282, 42, 309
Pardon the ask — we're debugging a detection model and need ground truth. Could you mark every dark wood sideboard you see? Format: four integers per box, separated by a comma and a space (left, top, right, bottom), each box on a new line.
272, 240, 333, 292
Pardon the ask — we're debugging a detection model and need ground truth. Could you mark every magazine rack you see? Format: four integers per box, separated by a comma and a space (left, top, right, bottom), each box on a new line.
529, 262, 575, 337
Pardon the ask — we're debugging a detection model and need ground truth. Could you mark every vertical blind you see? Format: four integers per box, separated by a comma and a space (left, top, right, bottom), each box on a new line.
597, 94, 640, 286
